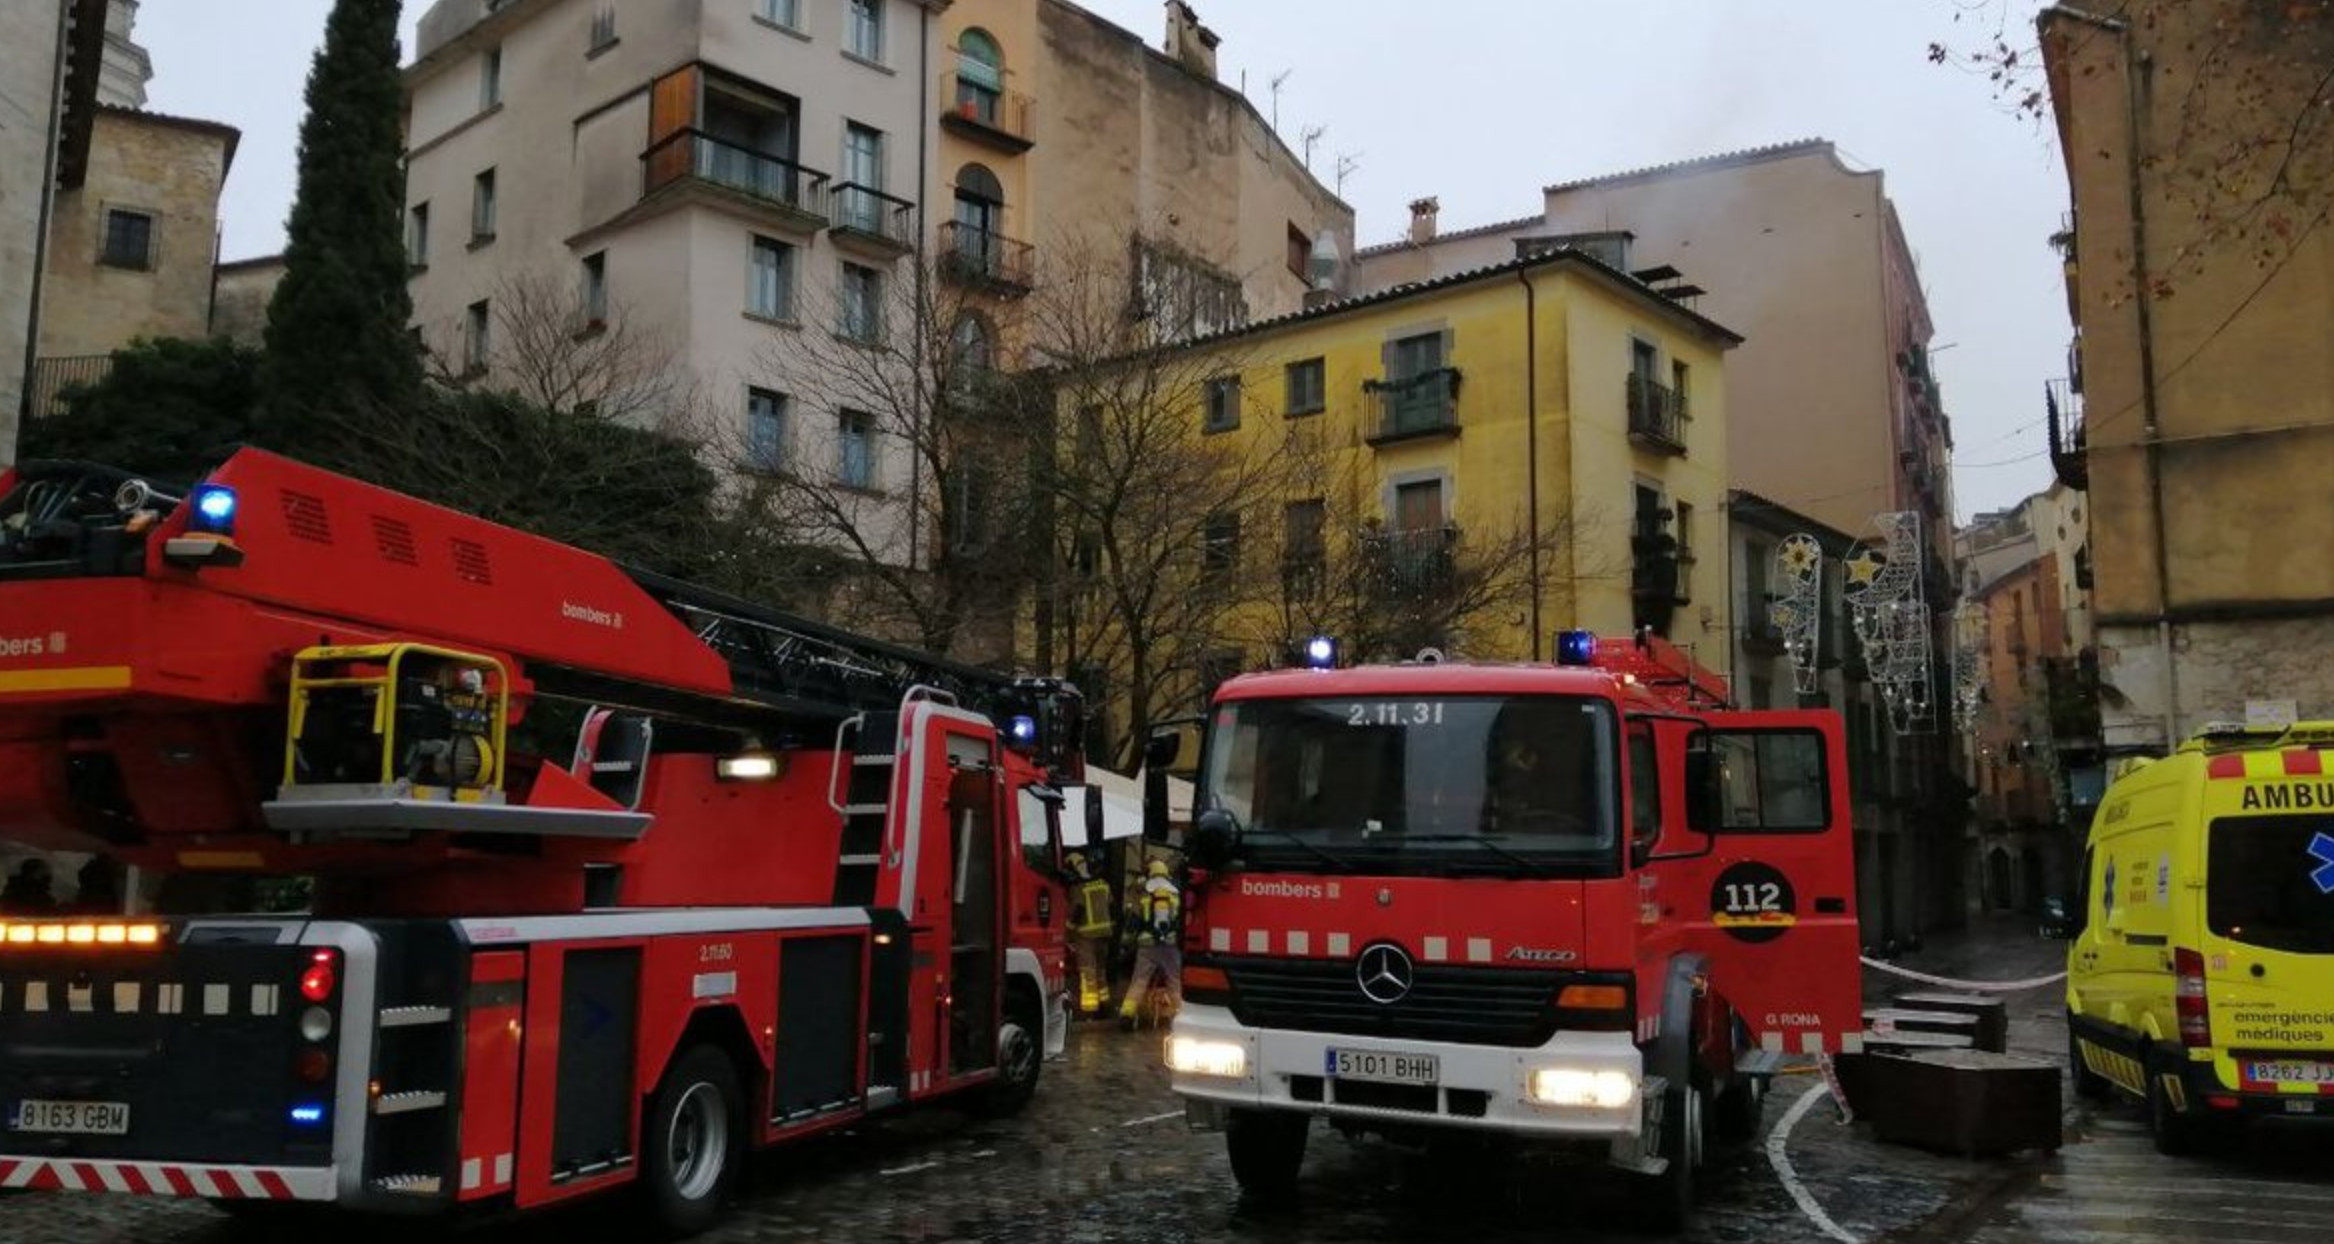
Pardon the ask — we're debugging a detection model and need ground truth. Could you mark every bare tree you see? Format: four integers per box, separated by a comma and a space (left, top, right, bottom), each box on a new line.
1936, 0, 2333, 295
1245, 432, 1620, 667
707, 246, 1055, 658
1019, 243, 1317, 767
415, 270, 703, 427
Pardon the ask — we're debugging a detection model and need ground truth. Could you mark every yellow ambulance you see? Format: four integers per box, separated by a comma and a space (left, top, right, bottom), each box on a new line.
2064, 721, 2334, 1152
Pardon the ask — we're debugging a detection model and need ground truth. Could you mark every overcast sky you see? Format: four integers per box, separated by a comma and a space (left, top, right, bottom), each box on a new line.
135, 0, 2066, 521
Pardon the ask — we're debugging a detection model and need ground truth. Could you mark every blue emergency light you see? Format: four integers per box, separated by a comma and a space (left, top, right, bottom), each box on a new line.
1007, 714, 1039, 745
288, 1103, 326, 1126
1555, 630, 1598, 666
188, 484, 237, 536
1302, 635, 1339, 669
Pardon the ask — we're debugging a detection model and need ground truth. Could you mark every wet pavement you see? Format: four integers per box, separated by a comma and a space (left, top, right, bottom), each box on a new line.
3, 917, 2329, 1243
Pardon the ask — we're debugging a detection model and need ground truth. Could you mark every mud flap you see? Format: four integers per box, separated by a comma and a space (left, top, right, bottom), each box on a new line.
1670, 713, 1864, 1057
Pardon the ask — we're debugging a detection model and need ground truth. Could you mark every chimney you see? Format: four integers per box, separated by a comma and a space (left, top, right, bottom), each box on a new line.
1408, 197, 1440, 245
1164, 1, 1220, 80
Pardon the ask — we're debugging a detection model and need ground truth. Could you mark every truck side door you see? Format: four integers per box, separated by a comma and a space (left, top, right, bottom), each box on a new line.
1669, 710, 1863, 1056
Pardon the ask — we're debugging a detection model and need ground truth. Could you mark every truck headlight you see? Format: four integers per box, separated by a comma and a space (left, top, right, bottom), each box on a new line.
1165, 1036, 1247, 1078
1527, 1068, 1637, 1109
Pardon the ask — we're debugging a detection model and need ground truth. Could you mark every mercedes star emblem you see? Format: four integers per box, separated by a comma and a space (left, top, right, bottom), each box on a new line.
1355, 942, 1415, 1005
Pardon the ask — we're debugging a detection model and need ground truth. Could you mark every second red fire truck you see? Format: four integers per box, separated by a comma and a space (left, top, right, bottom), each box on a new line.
0, 450, 1092, 1234
1154, 632, 1864, 1228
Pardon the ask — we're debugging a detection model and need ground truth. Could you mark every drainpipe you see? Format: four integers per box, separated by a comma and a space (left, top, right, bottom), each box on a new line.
1517, 267, 1541, 660
2116, 31, 2176, 746
907, 3, 933, 569
21, 0, 76, 439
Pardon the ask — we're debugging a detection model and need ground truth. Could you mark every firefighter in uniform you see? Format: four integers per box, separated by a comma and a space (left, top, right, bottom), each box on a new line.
1117, 859, 1182, 1026
1065, 852, 1115, 1015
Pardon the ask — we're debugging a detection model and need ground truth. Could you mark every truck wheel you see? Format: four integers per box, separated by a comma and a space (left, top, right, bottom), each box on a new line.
1225, 1108, 1309, 1196
975, 1002, 1043, 1118
2068, 1028, 2111, 1102
642, 1044, 745, 1237
1711, 1072, 1765, 1144
1636, 1084, 1701, 1233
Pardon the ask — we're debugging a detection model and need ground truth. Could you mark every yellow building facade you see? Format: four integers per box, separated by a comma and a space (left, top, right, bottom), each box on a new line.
1138, 249, 1741, 681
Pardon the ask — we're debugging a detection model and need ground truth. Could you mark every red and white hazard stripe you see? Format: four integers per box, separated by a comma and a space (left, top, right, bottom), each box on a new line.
0, 1156, 333, 1200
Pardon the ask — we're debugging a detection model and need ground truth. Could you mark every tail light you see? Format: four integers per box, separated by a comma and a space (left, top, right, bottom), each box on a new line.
299, 949, 338, 1003
1183, 963, 1231, 1005
2175, 947, 2211, 1048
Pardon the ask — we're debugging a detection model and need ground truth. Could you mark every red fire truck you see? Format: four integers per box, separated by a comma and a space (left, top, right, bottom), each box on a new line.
1153, 632, 1863, 1228
0, 450, 1093, 1235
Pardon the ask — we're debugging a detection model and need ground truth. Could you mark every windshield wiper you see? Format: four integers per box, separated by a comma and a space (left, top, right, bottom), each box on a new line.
1394, 834, 1545, 871
1234, 825, 1361, 872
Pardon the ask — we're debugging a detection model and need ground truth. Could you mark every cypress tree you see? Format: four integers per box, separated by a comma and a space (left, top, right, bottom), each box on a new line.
257, 0, 420, 448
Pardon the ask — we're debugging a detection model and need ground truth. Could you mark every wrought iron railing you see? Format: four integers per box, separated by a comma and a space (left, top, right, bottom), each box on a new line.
1364, 368, 1459, 440
642, 130, 830, 220
940, 74, 1034, 148
1626, 373, 1686, 452
938, 222, 1036, 292
830, 183, 917, 249
27, 354, 113, 417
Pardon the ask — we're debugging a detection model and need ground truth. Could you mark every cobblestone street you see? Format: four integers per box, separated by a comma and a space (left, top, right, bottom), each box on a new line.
4, 919, 2330, 1244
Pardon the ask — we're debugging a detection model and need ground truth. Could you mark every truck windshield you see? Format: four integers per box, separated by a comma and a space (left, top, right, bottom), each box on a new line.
1197, 694, 1620, 876
2207, 815, 2334, 954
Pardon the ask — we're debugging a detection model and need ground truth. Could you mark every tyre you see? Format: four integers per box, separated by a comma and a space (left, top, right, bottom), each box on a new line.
1225, 1107, 1309, 1196
975, 1000, 1043, 1118
1636, 1083, 1701, 1234
2147, 1065, 2207, 1157
2068, 1027, 2111, 1102
1711, 1071, 1765, 1145
641, 1044, 746, 1238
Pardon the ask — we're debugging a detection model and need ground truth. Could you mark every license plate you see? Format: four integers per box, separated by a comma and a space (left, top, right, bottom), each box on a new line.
9, 1099, 130, 1136
1326, 1048, 1439, 1086
2243, 1060, 2334, 1087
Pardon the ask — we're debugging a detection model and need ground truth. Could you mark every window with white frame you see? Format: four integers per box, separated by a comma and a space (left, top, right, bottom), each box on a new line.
406, 202, 430, 267
838, 410, 875, 489
588, 6, 616, 51
581, 252, 607, 324
847, 0, 884, 60
757, 0, 801, 29
471, 169, 497, 243
465, 300, 492, 373
747, 388, 787, 472
749, 236, 793, 319
838, 263, 881, 342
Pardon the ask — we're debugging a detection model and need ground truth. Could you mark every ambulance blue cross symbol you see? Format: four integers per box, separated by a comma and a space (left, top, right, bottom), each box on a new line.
2309, 832, 2334, 895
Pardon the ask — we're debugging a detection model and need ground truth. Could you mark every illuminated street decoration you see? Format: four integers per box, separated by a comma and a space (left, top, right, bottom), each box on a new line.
1843, 511, 1933, 733
1952, 602, 1988, 735
1771, 535, 1824, 695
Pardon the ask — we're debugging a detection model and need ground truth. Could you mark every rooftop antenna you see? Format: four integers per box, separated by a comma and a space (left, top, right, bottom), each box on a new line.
1300, 124, 1327, 169
1268, 68, 1291, 131
1334, 152, 1361, 196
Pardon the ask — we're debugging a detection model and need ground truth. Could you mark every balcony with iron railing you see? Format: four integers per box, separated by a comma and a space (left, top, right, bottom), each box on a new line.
1364, 368, 1460, 446
830, 183, 917, 258
641, 129, 830, 231
939, 221, 1036, 296
2046, 377, 2085, 491
940, 73, 1034, 153
1626, 373, 1687, 454
1362, 524, 1459, 595
25, 354, 113, 418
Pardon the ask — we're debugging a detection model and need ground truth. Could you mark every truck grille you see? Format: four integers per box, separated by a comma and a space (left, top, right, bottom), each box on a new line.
1223, 956, 1563, 1047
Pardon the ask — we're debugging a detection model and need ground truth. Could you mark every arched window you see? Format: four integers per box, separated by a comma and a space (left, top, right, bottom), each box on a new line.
948, 312, 993, 397
956, 29, 1004, 122
952, 163, 1006, 268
